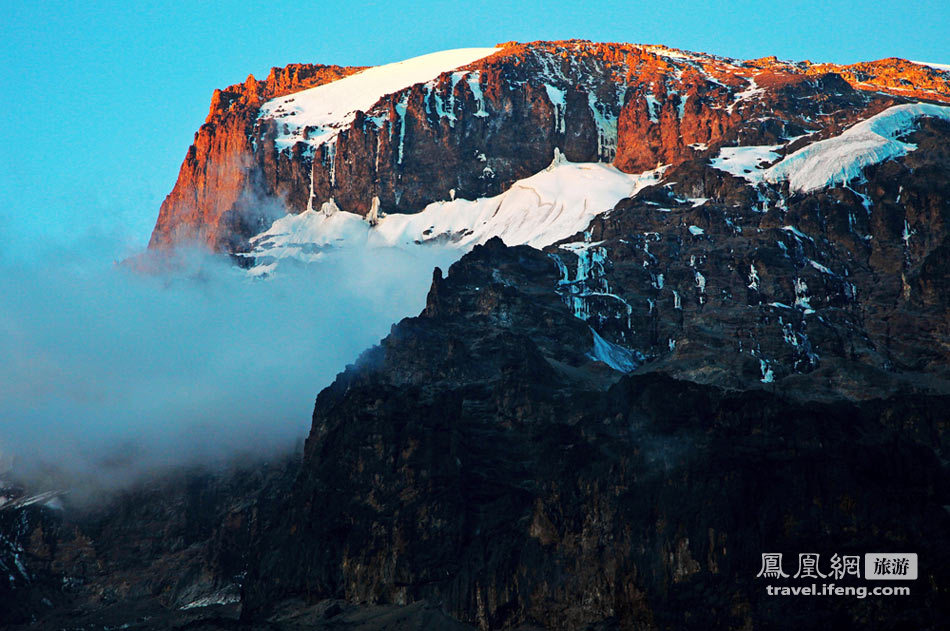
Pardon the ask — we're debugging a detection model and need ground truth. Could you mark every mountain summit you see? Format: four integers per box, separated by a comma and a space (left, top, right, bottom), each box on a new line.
149, 41, 950, 254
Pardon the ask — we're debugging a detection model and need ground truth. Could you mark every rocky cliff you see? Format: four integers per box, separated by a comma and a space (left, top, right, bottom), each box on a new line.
237, 239, 949, 629
148, 63, 364, 251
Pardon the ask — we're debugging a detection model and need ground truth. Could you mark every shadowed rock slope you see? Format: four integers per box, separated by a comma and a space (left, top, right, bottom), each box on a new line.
241, 239, 950, 630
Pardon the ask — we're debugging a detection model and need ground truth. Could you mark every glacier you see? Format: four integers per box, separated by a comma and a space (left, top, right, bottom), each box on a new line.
764, 102, 950, 192
243, 157, 664, 276
709, 103, 950, 193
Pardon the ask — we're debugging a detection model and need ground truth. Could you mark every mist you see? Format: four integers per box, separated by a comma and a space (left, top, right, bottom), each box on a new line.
0, 242, 458, 494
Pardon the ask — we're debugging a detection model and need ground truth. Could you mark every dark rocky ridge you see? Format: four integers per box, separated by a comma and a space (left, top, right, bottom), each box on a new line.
239, 239, 949, 630
5, 235, 949, 629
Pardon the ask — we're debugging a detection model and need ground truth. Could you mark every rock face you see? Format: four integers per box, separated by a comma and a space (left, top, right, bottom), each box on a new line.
148, 63, 364, 251
147, 40, 950, 254
0, 459, 299, 629
239, 239, 950, 630
544, 116, 950, 397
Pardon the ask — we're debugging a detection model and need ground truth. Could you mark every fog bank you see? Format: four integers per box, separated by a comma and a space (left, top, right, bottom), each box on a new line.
0, 244, 457, 492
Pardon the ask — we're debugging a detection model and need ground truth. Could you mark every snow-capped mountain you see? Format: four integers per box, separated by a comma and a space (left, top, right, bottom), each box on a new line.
7, 41, 950, 630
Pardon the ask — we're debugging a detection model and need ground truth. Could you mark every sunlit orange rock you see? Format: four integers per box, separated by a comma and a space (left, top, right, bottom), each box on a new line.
148, 41, 950, 254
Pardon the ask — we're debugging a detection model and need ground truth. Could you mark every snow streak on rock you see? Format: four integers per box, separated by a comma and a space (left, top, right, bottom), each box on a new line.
258, 48, 500, 152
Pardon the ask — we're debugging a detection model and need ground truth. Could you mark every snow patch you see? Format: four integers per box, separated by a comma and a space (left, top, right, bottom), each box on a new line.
589, 327, 639, 372
677, 93, 689, 119
911, 60, 950, 73
782, 225, 813, 242
759, 359, 774, 383
587, 91, 619, 161
709, 144, 781, 183
764, 103, 950, 192
395, 93, 409, 164
748, 264, 760, 291
793, 277, 814, 314
726, 76, 764, 115
545, 84, 566, 133
181, 589, 241, 610
645, 93, 660, 123
466, 71, 489, 117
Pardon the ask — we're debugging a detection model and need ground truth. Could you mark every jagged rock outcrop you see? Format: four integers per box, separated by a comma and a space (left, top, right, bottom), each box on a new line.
807, 57, 950, 102
149, 63, 364, 251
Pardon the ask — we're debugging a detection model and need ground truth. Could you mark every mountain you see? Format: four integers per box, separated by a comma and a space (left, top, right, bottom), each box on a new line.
147, 39, 950, 395
5, 41, 950, 630
148, 61, 365, 251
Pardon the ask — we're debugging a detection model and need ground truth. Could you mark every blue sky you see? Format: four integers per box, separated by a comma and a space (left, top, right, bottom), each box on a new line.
2, 0, 948, 261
